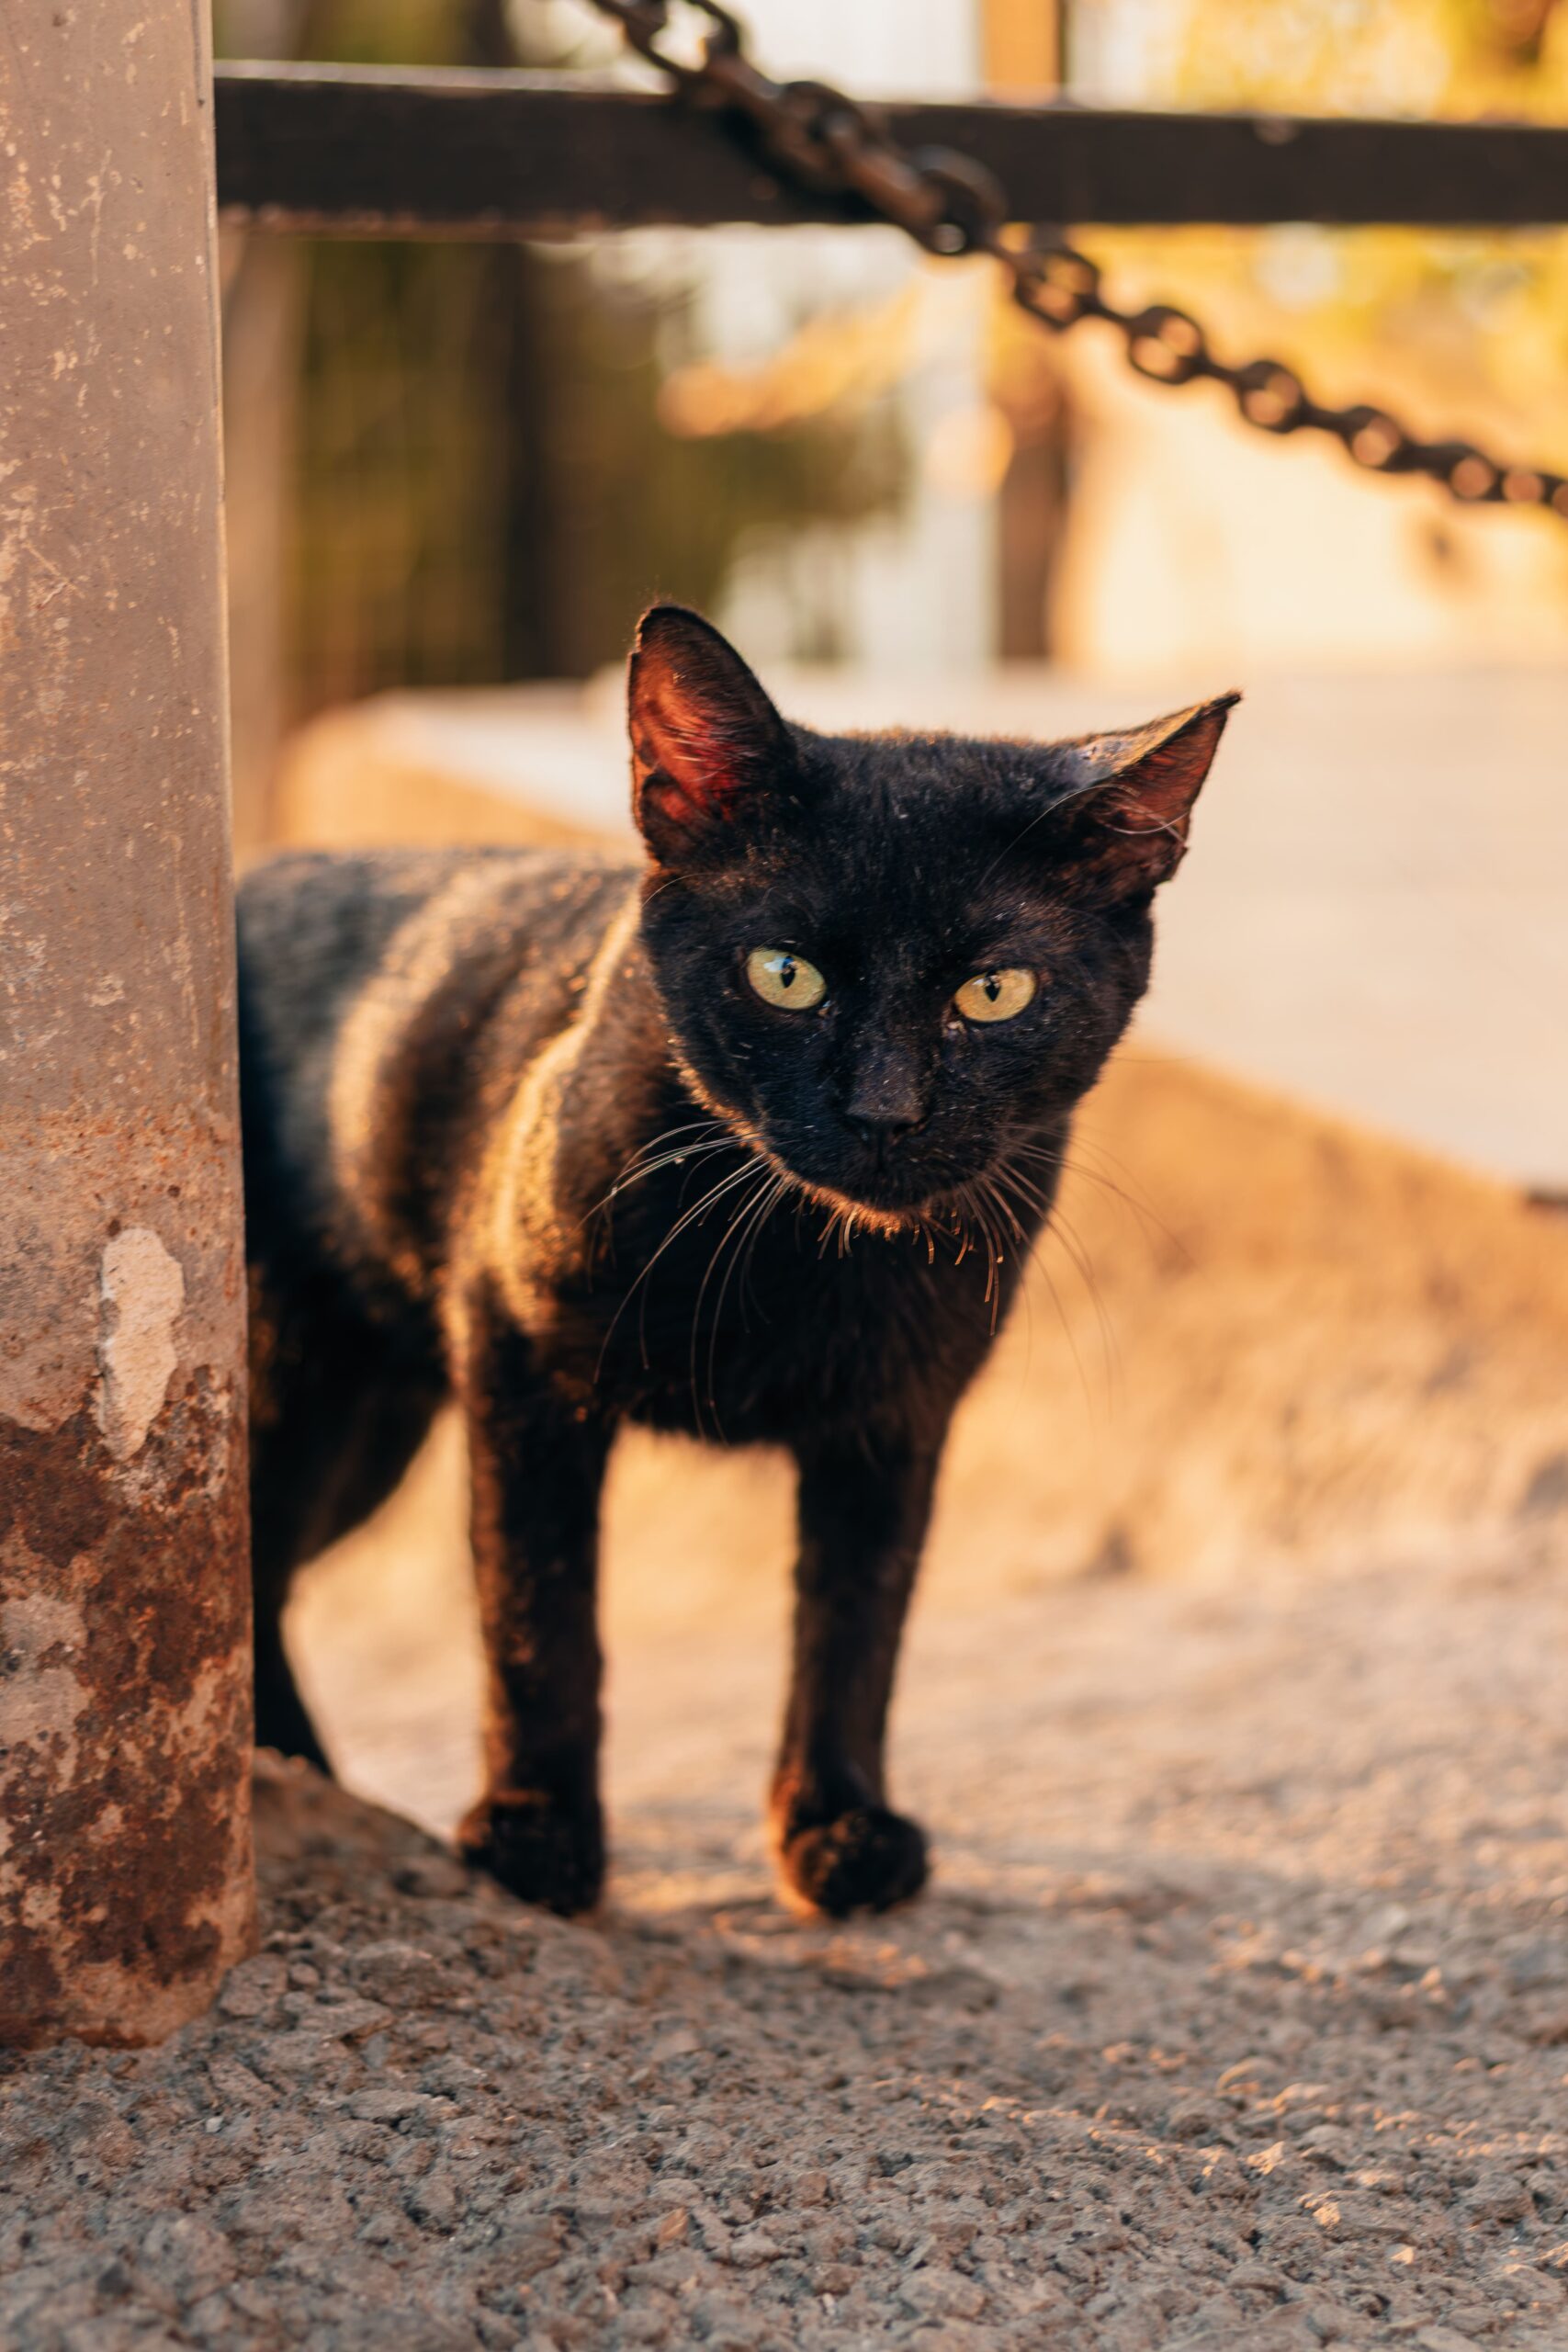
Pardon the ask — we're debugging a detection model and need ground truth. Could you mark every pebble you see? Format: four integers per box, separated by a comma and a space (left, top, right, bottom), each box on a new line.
4, 1626, 1567, 2352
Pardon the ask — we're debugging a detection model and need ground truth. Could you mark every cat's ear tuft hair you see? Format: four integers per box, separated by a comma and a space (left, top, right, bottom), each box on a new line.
1055, 691, 1239, 898
627, 605, 793, 864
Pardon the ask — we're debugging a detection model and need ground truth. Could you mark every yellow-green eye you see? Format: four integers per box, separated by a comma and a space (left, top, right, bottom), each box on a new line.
746, 946, 828, 1012
953, 967, 1037, 1024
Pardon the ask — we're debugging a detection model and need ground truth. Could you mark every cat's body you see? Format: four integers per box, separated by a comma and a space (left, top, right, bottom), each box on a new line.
240, 608, 1235, 1917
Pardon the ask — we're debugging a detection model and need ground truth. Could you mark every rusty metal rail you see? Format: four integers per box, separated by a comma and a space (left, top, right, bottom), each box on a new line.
568, 0, 1568, 521
213, 63, 1568, 236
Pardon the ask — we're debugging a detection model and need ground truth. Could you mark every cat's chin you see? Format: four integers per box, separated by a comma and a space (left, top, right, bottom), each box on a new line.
780, 1167, 954, 1235
812, 1190, 922, 1237
751, 1156, 925, 1234
713, 1109, 969, 1231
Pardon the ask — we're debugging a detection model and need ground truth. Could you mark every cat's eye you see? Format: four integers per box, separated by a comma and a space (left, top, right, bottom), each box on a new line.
953, 967, 1037, 1024
745, 946, 828, 1012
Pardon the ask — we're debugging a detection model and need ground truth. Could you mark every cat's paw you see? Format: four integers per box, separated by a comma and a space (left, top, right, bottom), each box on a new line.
775, 1804, 930, 1917
457, 1789, 604, 1917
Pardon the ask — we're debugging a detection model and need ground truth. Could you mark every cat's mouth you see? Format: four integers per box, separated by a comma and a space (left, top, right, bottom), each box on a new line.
670, 1053, 967, 1227
766, 1136, 975, 1229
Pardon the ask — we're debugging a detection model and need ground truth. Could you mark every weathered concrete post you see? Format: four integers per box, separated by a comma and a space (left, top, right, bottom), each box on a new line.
0, 5, 256, 2043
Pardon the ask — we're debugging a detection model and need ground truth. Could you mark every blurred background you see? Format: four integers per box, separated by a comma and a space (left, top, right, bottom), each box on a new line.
218, 0, 1568, 718
217, 0, 1568, 1185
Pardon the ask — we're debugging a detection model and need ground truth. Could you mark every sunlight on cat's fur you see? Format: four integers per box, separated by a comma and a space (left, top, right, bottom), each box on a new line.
286, 1044, 1568, 1851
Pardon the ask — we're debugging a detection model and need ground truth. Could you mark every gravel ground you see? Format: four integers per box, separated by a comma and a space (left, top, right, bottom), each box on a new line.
5, 1521, 1566, 2352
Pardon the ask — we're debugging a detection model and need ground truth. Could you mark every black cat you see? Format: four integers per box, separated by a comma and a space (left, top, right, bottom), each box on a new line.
238, 605, 1235, 1917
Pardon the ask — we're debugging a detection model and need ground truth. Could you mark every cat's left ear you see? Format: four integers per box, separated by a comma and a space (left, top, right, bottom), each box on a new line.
1055, 691, 1240, 897
627, 604, 795, 865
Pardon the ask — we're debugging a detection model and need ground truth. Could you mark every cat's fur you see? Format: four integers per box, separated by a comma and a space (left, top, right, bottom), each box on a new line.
239, 605, 1235, 1917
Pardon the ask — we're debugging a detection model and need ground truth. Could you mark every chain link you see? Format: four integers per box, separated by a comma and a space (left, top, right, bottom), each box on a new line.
579, 0, 1568, 523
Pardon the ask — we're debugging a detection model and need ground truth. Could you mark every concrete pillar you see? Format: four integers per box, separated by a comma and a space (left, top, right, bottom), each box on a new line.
0, 5, 255, 2044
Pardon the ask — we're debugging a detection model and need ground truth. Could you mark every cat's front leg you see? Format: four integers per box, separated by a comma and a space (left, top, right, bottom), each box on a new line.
771, 1434, 942, 1917
454, 1295, 612, 1917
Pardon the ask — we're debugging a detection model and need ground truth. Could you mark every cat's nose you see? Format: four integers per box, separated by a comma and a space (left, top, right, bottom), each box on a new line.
841, 1051, 929, 1142
842, 1080, 928, 1143
846, 1107, 923, 1143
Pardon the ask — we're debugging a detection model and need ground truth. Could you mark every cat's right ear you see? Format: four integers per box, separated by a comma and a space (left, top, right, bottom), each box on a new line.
1049, 691, 1239, 899
627, 605, 795, 865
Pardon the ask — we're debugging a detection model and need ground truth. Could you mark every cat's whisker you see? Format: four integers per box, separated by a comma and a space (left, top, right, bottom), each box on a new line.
990, 1153, 1051, 1211
974, 1167, 1041, 1375
624, 1114, 729, 1164
818, 1199, 853, 1261
593, 1155, 763, 1380
1053, 1218, 1122, 1412
1069, 1152, 1190, 1264
585, 1119, 731, 1223
999, 1189, 1042, 1384
1007, 1136, 1176, 1396
976, 1174, 1027, 1334
690, 1160, 782, 1432
701, 1167, 794, 1426
738, 1171, 793, 1328
617, 1129, 729, 1185
952, 1177, 1006, 1329
990, 1148, 1120, 1413
1010, 1133, 1186, 1261
590, 1139, 735, 1227
980, 1174, 1031, 1247
635, 1159, 766, 1374
584, 1129, 739, 1286
1027, 1216, 1095, 1414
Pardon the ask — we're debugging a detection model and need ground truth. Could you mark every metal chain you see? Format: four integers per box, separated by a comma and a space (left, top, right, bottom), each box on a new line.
580, 0, 1568, 523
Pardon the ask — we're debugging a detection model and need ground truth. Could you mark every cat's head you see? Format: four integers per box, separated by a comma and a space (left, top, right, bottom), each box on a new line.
628, 604, 1235, 1223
